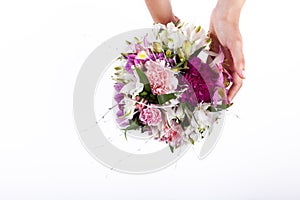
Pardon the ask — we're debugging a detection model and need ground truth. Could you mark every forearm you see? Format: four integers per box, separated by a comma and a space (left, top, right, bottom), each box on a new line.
145, 0, 176, 24
213, 0, 245, 24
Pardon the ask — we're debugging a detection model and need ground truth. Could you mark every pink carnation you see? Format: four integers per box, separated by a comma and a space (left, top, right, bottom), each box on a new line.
139, 106, 162, 126
145, 60, 178, 95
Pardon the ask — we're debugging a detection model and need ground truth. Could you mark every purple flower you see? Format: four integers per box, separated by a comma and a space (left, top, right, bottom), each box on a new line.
118, 103, 124, 110
125, 53, 148, 72
125, 60, 134, 73
114, 93, 124, 103
180, 56, 226, 105
114, 83, 124, 93
114, 97, 128, 127
116, 109, 124, 117
116, 117, 129, 127
113, 83, 127, 126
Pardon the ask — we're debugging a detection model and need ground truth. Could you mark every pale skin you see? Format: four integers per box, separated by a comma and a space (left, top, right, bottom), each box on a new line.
145, 0, 246, 102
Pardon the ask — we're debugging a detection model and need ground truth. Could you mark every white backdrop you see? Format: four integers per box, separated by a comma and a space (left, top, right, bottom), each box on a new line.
1, 0, 300, 199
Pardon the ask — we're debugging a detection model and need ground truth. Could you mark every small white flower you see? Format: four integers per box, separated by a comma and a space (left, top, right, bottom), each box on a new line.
167, 32, 185, 50
164, 105, 185, 124
122, 97, 136, 120
166, 22, 178, 32
191, 26, 206, 41
120, 70, 143, 97
191, 104, 212, 134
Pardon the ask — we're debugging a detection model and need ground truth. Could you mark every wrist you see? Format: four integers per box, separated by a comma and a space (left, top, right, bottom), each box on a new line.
213, 0, 245, 24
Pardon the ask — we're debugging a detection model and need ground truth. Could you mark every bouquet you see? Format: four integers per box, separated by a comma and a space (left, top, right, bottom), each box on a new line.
112, 22, 232, 152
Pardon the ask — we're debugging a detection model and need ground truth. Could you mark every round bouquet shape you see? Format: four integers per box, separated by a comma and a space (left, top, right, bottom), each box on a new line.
112, 22, 233, 153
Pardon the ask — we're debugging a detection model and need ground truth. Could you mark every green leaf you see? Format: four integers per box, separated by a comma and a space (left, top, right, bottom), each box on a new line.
122, 120, 140, 141
207, 106, 217, 112
174, 60, 185, 69
157, 93, 176, 105
181, 102, 195, 112
169, 145, 174, 153
122, 121, 139, 131
140, 91, 148, 96
189, 46, 206, 59
181, 115, 190, 128
207, 103, 233, 112
135, 67, 151, 92
124, 130, 128, 141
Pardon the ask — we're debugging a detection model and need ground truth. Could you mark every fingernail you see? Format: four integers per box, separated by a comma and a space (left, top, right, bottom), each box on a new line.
227, 98, 231, 104
241, 70, 246, 79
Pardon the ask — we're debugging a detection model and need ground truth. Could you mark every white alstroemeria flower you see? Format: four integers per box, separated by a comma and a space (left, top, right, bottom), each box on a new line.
181, 23, 204, 42
167, 23, 185, 50
180, 23, 208, 55
120, 81, 144, 97
153, 23, 166, 36
164, 105, 185, 124
191, 26, 206, 41
168, 32, 185, 50
155, 25, 169, 45
184, 126, 194, 137
181, 23, 193, 41
168, 98, 180, 105
120, 70, 144, 97
191, 104, 212, 134
155, 22, 185, 50
118, 72, 134, 82
166, 22, 178, 32
122, 97, 136, 120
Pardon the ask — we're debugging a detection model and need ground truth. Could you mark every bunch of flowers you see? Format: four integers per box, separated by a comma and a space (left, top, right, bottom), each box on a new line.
112, 22, 232, 152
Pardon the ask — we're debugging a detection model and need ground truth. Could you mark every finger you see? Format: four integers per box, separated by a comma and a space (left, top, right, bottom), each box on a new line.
173, 15, 180, 24
227, 72, 243, 102
228, 39, 246, 79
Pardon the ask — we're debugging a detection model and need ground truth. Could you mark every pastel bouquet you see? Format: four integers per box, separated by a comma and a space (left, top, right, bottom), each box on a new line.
112, 22, 232, 152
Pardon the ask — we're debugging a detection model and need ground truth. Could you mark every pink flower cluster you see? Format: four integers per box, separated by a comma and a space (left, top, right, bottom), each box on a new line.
145, 60, 178, 95
139, 106, 162, 126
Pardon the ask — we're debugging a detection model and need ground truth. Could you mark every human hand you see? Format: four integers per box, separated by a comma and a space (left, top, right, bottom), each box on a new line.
209, 2, 246, 102
145, 0, 178, 25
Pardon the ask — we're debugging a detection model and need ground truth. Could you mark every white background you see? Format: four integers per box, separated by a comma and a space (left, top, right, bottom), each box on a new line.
1, 0, 300, 199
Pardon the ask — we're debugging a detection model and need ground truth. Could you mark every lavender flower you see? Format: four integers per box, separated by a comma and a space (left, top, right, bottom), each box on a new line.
114, 83, 124, 93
